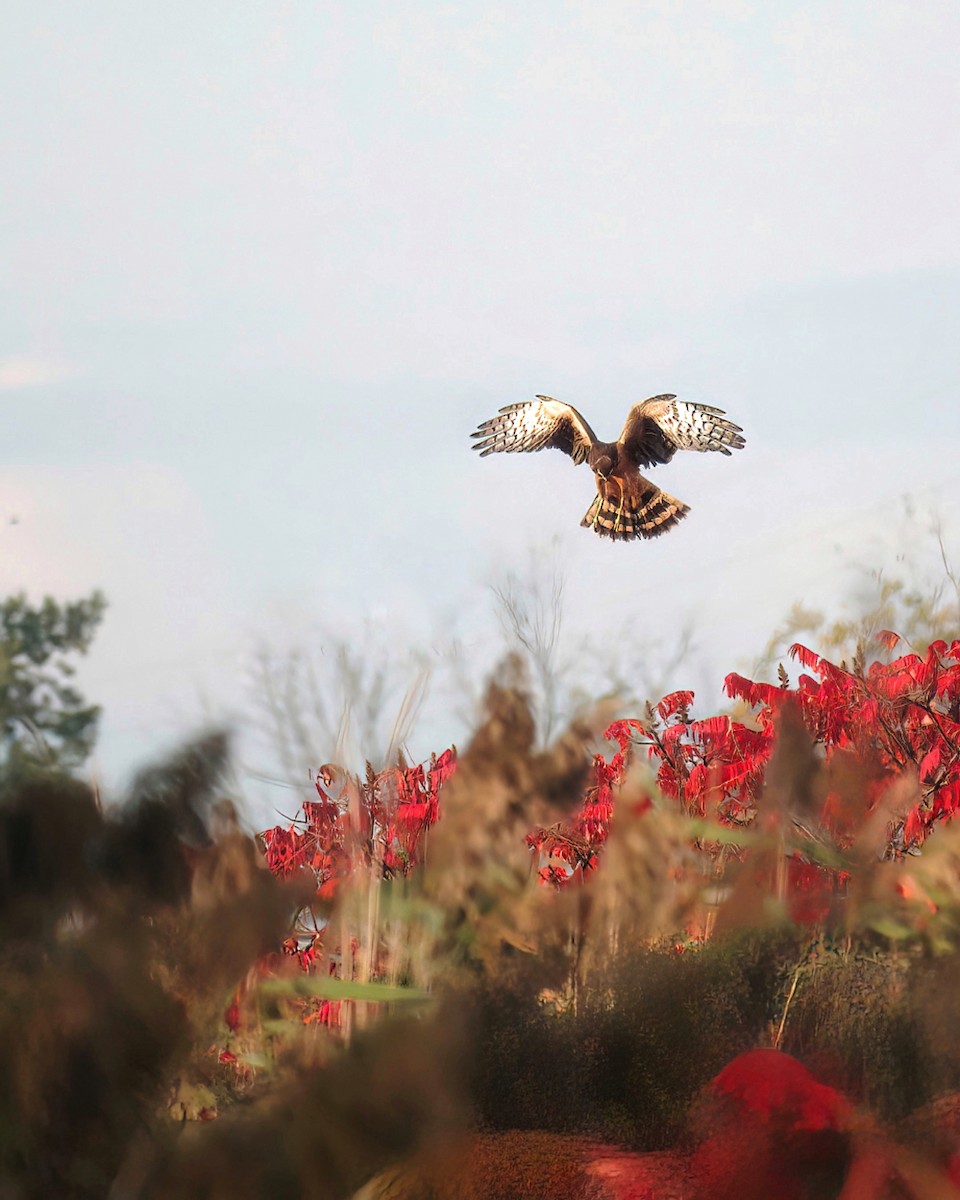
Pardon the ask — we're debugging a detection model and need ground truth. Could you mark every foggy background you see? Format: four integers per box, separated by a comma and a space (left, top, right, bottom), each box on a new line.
2, 1, 957, 825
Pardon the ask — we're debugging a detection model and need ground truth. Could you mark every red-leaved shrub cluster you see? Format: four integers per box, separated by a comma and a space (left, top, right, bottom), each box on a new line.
262, 749, 456, 893
261, 634, 960, 953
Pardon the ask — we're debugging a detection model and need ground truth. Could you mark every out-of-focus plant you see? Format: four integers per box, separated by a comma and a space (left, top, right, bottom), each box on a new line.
647, 633, 960, 854
258, 658, 646, 1024
261, 629, 960, 1005
538, 634, 960, 947
524, 718, 646, 884
245, 628, 432, 801
262, 750, 456, 898
0, 734, 287, 1196
487, 542, 697, 749
757, 506, 959, 674
0, 589, 106, 775
259, 747, 456, 1035
0, 730, 471, 1200
7, 618, 960, 1197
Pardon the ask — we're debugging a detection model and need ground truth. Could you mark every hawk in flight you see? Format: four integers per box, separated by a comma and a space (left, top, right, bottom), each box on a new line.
471, 394, 745, 541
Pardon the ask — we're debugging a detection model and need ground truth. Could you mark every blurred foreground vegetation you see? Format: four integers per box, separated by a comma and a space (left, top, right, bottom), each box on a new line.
0, 531, 959, 1199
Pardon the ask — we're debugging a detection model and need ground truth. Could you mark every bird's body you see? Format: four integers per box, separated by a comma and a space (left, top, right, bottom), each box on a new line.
470, 393, 745, 541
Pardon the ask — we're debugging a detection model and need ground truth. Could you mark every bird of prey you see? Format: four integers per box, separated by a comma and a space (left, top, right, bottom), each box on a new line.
470, 394, 745, 541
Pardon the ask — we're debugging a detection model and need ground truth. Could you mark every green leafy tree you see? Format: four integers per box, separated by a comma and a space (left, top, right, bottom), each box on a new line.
0, 590, 107, 773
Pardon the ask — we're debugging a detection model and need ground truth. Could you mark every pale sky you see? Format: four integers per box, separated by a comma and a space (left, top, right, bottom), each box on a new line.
2, 2, 958, 826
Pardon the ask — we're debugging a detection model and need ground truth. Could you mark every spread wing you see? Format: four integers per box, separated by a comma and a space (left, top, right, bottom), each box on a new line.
619, 394, 746, 468
470, 396, 597, 465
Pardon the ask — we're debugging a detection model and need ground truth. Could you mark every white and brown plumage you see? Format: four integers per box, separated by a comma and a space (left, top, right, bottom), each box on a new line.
470, 394, 745, 541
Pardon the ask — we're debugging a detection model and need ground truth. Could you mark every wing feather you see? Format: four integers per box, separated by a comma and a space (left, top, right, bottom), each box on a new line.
619, 394, 746, 468
470, 396, 597, 465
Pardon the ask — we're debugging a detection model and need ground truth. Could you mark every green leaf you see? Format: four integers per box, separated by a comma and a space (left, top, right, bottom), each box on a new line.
683, 817, 767, 847
868, 915, 913, 940
260, 976, 432, 1003
237, 1052, 271, 1069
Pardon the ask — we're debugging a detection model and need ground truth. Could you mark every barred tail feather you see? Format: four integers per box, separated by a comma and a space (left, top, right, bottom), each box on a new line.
581, 488, 690, 541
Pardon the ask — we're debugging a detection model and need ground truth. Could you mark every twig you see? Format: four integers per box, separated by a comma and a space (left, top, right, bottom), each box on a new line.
774, 964, 802, 1050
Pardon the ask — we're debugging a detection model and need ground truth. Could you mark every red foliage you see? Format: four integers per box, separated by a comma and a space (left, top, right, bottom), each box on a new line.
253, 750, 456, 1032
709, 1049, 852, 1131
260, 748, 456, 899
523, 636, 960, 898
224, 998, 241, 1033
626, 635, 960, 856
692, 1050, 856, 1200
752, 638, 959, 850
257, 633, 960, 942
525, 719, 648, 882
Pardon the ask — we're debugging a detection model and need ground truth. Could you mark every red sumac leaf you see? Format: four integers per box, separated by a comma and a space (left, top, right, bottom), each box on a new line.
723, 673, 756, 702
932, 781, 960, 821
687, 715, 732, 745
603, 718, 644, 751
657, 762, 680, 799
789, 644, 823, 672
657, 691, 694, 721
903, 805, 927, 846
919, 746, 942, 785
660, 723, 689, 749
